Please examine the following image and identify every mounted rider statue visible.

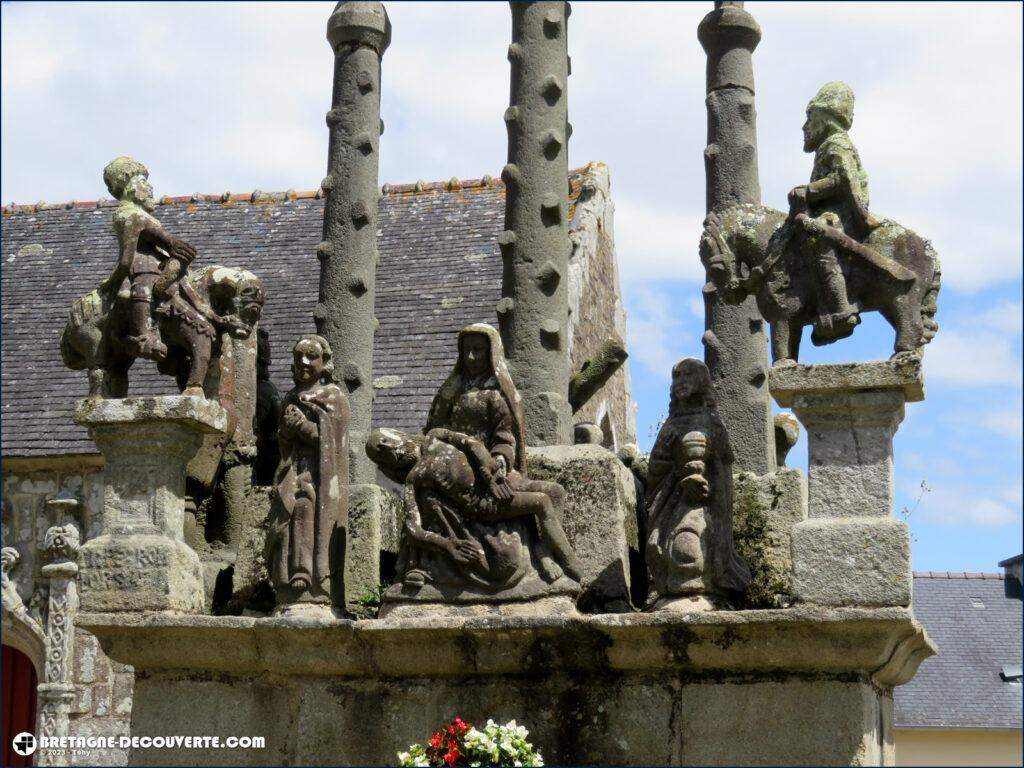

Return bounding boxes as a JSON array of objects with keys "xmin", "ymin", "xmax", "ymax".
[
  {"xmin": 701, "ymin": 82, "xmax": 939, "ymax": 365},
  {"xmin": 62, "ymin": 158, "xmax": 263, "ymax": 398}
]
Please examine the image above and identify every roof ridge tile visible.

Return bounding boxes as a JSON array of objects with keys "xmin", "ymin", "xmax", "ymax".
[
  {"xmin": 913, "ymin": 571, "xmax": 1004, "ymax": 580},
  {"xmin": 2, "ymin": 167, "xmax": 594, "ymax": 215}
]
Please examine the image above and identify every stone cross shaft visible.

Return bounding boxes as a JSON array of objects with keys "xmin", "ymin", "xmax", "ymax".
[
  {"xmin": 698, "ymin": 1, "xmax": 774, "ymax": 474},
  {"xmin": 318, "ymin": 1, "xmax": 391, "ymax": 483},
  {"xmin": 499, "ymin": 1, "xmax": 573, "ymax": 446},
  {"xmin": 74, "ymin": 396, "xmax": 227, "ymax": 613}
]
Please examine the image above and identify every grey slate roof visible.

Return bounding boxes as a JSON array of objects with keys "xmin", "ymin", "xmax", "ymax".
[
  {"xmin": 0, "ymin": 174, "xmax": 587, "ymax": 458},
  {"xmin": 895, "ymin": 572, "xmax": 1023, "ymax": 729}
]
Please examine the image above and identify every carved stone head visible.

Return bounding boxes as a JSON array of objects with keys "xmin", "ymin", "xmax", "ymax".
[
  {"xmin": 365, "ymin": 428, "xmax": 425, "ymax": 484},
  {"xmin": 291, "ymin": 335, "xmax": 334, "ymax": 387},
  {"xmin": 803, "ymin": 81, "xmax": 854, "ymax": 151},
  {"xmin": 103, "ymin": 156, "xmax": 155, "ymax": 211},
  {"xmin": 669, "ymin": 358, "xmax": 716, "ymax": 413}
]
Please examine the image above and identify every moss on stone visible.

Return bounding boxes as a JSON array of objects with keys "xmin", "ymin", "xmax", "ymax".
[{"xmin": 732, "ymin": 473, "xmax": 791, "ymax": 608}]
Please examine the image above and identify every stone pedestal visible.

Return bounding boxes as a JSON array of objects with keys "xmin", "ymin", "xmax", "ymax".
[
  {"xmin": 770, "ymin": 358, "xmax": 922, "ymax": 608},
  {"xmin": 344, "ymin": 483, "xmax": 388, "ymax": 613},
  {"xmin": 528, "ymin": 443, "xmax": 637, "ymax": 612},
  {"xmin": 77, "ymin": 606, "xmax": 935, "ymax": 766},
  {"xmin": 74, "ymin": 397, "xmax": 228, "ymax": 613}
]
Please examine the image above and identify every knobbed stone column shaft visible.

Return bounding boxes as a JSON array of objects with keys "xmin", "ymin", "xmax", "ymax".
[
  {"xmin": 318, "ymin": 2, "xmax": 391, "ymax": 483},
  {"xmin": 499, "ymin": 0, "xmax": 573, "ymax": 446},
  {"xmin": 698, "ymin": 1, "xmax": 774, "ymax": 474}
]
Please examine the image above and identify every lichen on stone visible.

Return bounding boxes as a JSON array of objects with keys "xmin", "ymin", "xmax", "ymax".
[{"xmin": 732, "ymin": 473, "xmax": 791, "ymax": 608}]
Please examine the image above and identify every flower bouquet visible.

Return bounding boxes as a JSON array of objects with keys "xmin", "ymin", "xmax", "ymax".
[{"xmin": 398, "ymin": 717, "xmax": 544, "ymax": 767}]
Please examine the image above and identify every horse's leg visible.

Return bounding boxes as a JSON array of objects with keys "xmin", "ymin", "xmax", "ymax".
[
  {"xmin": 87, "ymin": 368, "xmax": 106, "ymax": 399},
  {"xmin": 888, "ymin": 293, "xmax": 924, "ymax": 356},
  {"xmin": 183, "ymin": 332, "xmax": 213, "ymax": 396},
  {"xmin": 110, "ymin": 366, "xmax": 130, "ymax": 398},
  {"xmin": 770, "ymin": 321, "xmax": 792, "ymax": 366},
  {"xmin": 787, "ymin": 318, "xmax": 804, "ymax": 362}
]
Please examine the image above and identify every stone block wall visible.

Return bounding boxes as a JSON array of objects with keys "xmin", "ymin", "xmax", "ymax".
[{"xmin": 1, "ymin": 461, "xmax": 133, "ymax": 765}]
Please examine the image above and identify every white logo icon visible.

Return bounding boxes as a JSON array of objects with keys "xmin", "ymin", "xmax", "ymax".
[{"xmin": 12, "ymin": 732, "xmax": 37, "ymax": 756}]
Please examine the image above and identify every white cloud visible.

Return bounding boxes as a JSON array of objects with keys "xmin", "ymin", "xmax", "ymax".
[
  {"xmin": 1002, "ymin": 486, "xmax": 1024, "ymax": 507},
  {"xmin": 913, "ymin": 484, "xmax": 1021, "ymax": 527},
  {"xmin": 614, "ymin": 201, "xmax": 705, "ymax": 284},
  {"xmin": 625, "ymin": 284, "xmax": 696, "ymax": 376},
  {"xmin": 979, "ymin": 408, "xmax": 1024, "ymax": 440},
  {"xmin": 924, "ymin": 329, "xmax": 1023, "ymax": 387},
  {"xmin": 978, "ymin": 301, "xmax": 1024, "ymax": 336}
]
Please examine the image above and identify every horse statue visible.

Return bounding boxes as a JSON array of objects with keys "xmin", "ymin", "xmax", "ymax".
[
  {"xmin": 699, "ymin": 202, "xmax": 940, "ymax": 366},
  {"xmin": 61, "ymin": 264, "xmax": 264, "ymax": 398}
]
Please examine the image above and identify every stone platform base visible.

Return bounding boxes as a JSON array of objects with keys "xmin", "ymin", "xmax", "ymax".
[
  {"xmin": 649, "ymin": 594, "xmax": 720, "ymax": 613},
  {"xmin": 527, "ymin": 443, "xmax": 637, "ymax": 611},
  {"xmin": 78, "ymin": 535, "xmax": 204, "ymax": 613},
  {"xmin": 379, "ymin": 593, "xmax": 578, "ymax": 619},
  {"xmin": 77, "ymin": 606, "xmax": 935, "ymax": 766}
]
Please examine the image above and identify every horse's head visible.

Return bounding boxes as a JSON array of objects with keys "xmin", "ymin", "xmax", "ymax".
[
  {"xmin": 199, "ymin": 266, "xmax": 265, "ymax": 339},
  {"xmin": 699, "ymin": 212, "xmax": 744, "ymax": 304}
]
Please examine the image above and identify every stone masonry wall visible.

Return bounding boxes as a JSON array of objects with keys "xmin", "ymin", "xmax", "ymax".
[{"xmin": 2, "ymin": 462, "xmax": 133, "ymax": 765}]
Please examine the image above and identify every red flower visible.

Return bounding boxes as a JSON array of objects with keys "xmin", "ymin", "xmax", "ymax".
[
  {"xmin": 443, "ymin": 747, "xmax": 460, "ymax": 766},
  {"xmin": 430, "ymin": 734, "xmax": 442, "ymax": 749}
]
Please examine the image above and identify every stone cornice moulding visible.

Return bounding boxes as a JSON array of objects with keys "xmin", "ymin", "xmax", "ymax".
[{"xmin": 77, "ymin": 606, "xmax": 935, "ymax": 687}]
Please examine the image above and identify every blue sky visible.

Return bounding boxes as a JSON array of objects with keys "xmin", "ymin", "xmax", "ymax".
[{"xmin": 2, "ymin": 2, "xmax": 1021, "ymax": 572}]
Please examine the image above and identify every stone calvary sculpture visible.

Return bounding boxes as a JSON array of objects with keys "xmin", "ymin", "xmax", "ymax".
[
  {"xmin": 60, "ymin": 157, "xmax": 265, "ymax": 397},
  {"xmin": 367, "ymin": 324, "xmax": 582, "ymax": 615},
  {"xmin": 265, "ymin": 335, "xmax": 351, "ymax": 613},
  {"xmin": 699, "ymin": 82, "xmax": 941, "ymax": 365},
  {"xmin": 645, "ymin": 358, "xmax": 750, "ymax": 611}
]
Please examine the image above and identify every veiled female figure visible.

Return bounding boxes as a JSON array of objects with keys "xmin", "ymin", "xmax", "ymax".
[
  {"xmin": 645, "ymin": 358, "xmax": 750, "ymax": 610},
  {"xmin": 389, "ymin": 323, "xmax": 581, "ymax": 594}
]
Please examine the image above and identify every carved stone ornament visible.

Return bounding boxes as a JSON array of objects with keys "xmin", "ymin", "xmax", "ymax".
[
  {"xmin": 367, "ymin": 324, "xmax": 582, "ymax": 615},
  {"xmin": 645, "ymin": 358, "xmax": 750, "ymax": 611},
  {"xmin": 61, "ymin": 156, "xmax": 265, "ymax": 398},
  {"xmin": 265, "ymin": 335, "xmax": 351, "ymax": 613},
  {"xmin": 699, "ymin": 83, "xmax": 940, "ymax": 365},
  {"xmin": 35, "ymin": 523, "xmax": 82, "ymax": 763}
]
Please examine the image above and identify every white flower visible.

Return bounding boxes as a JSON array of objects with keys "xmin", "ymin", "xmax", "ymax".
[
  {"xmin": 413, "ymin": 755, "xmax": 429, "ymax": 767},
  {"xmin": 397, "ymin": 752, "xmax": 410, "ymax": 765}
]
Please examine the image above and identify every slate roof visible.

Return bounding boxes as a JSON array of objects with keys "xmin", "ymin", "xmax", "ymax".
[
  {"xmin": 895, "ymin": 571, "xmax": 1023, "ymax": 729},
  {"xmin": 1, "ymin": 173, "xmax": 589, "ymax": 458}
]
